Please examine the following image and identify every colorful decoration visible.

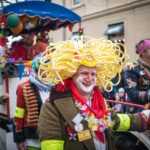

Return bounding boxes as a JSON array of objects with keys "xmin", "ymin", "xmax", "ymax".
[
  {"xmin": 66, "ymin": 126, "xmax": 77, "ymax": 141},
  {"xmin": 69, "ymin": 132, "xmax": 77, "ymax": 141},
  {"xmin": 0, "ymin": 15, "xmax": 6, "ymax": 29},
  {"xmin": 10, "ymin": 21, "xmax": 23, "ymax": 35},
  {"xmin": 0, "ymin": 30, "xmax": 4, "ymax": 39},
  {"xmin": 0, "ymin": 30, "xmax": 6, "ymax": 57},
  {"xmin": 7, "ymin": 58, "xmax": 16, "ymax": 63},
  {"xmin": 74, "ymin": 101, "xmax": 111, "ymax": 132},
  {"xmin": 24, "ymin": 61, "xmax": 32, "ymax": 67},
  {"xmin": 6, "ymin": 14, "xmax": 20, "ymax": 28},
  {"xmin": 0, "ymin": 34, "xmax": 2, "ymax": 39},
  {"xmin": 21, "ymin": 15, "xmax": 39, "ymax": 30},
  {"xmin": 16, "ymin": 64, "xmax": 25, "ymax": 79},
  {"xmin": 0, "ymin": 38, "xmax": 6, "ymax": 48},
  {"xmin": 3, "ymin": 1, "xmax": 81, "ymax": 35}
]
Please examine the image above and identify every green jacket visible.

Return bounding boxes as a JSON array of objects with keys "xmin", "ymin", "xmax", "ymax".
[{"xmin": 38, "ymin": 95, "xmax": 143, "ymax": 150}]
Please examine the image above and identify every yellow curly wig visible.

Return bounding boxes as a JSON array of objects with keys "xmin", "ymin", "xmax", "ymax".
[{"xmin": 38, "ymin": 37, "xmax": 128, "ymax": 92}]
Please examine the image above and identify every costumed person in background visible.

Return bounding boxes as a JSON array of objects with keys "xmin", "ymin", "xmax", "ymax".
[
  {"xmin": 124, "ymin": 39, "xmax": 150, "ymax": 113},
  {"xmin": 22, "ymin": 33, "xmax": 34, "ymax": 60},
  {"xmin": 13, "ymin": 53, "xmax": 53, "ymax": 150},
  {"xmin": 38, "ymin": 38, "xmax": 150, "ymax": 150},
  {"xmin": 8, "ymin": 39, "xmax": 28, "ymax": 61},
  {"xmin": 30, "ymin": 31, "xmax": 49, "ymax": 60}
]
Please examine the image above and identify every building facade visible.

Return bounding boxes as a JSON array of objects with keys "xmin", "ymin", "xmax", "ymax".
[{"xmin": 52, "ymin": 0, "xmax": 150, "ymax": 61}]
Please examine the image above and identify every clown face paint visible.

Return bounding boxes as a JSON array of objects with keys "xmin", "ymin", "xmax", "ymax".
[{"xmin": 73, "ymin": 65, "xmax": 97, "ymax": 97}]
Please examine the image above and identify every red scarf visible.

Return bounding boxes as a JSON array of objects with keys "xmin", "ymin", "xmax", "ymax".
[{"xmin": 55, "ymin": 79, "xmax": 108, "ymax": 143}]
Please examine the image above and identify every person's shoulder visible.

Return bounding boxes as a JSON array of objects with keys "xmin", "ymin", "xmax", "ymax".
[
  {"xmin": 124, "ymin": 62, "xmax": 139, "ymax": 72},
  {"xmin": 50, "ymin": 87, "xmax": 72, "ymax": 102},
  {"xmin": 17, "ymin": 80, "xmax": 30, "ymax": 88}
]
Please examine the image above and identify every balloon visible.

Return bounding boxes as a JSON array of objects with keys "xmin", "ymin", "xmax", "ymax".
[
  {"xmin": 0, "ymin": 34, "xmax": 3, "ymax": 39},
  {"xmin": 10, "ymin": 21, "xmax": 23, "ymax": 34},
  {"xmin": 6, "ymin": 14, "xmax": 20, "ymax": 28}
]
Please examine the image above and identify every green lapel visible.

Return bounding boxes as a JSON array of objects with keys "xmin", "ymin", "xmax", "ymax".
[{"xmin": 54, "ymin": 97, "xmax": 96, "ymax": 150}]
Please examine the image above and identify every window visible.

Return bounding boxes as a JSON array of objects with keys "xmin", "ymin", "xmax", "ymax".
[
  {"xmin": 104, "ymin": 23, "xmax": 124, "ymax": 35},
  {"xmin": 72, "ymin": 0, "xmax": 82, "ymax": 6},
  {"xmin": 104, "ymin": 22, "xmax": 125, "ymax": 44}
]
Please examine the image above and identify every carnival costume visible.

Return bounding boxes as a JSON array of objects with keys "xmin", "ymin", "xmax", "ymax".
[
  {"xmin": 14, "ymin": 54, "xmax": 52, "ymax": 149},
  {"xmin": 30, "ymin": 31, "xmax": 49, "ymax": 59},
  {"xmin": 38, "ymin": 37, "xmax": 149, "ymax": 150},
  {"xmin": 124, "ymin": 39, "xmax": 150, "ymax": 113}
]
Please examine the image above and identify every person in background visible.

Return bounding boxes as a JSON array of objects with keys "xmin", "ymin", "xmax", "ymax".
[
  {"xmin": 37, "ymin": 38, "xmax": 150, "ymax": 150},
  {"xmin": 22, "ymin": 34, "xmax": 34, "ymax": 60},
  {"xmin": 113, "ymin": 87, "xmax": 126, "ymax": 113},
  {"xmin": 9, "ymin": 39, "xmax": 28, "ymax": 61},
  {"xmin": 13, "ymin": 53, "xmax": 53, "ymax": 150},
  {"xmin": 124, "ymin": 39, "xmax": 150, "ymax": 113},
  {"xmin": 30, "ymin": 31, "xmax": 49, "ymax": 60}
]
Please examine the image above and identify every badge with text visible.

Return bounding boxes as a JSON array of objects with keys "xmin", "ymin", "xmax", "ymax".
[
  {"xmin": 72, "ymin": 113, "xmax": 84, "ymax": 125},
  {"xmin": 77, "ymin": 129, "xmax": 91, "ymax": 142}
]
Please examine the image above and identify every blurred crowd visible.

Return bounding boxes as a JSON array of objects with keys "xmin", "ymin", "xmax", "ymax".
[
  {"xmin": 103, "ymin": 38, "xmax": 150, "ymax": 114},
  {"xmin": 5, "ymin": 31, "xmax": 50, "ymax": 61}
]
